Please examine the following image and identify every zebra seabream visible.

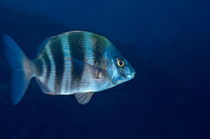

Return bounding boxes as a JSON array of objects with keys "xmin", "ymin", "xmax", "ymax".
[{"xmin": 3, "ymin": 31, "xmax": 135, "ymax": 105}]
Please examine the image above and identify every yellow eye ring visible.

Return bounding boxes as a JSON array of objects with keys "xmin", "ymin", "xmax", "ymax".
[{"xmin": 117, "ymin": 58, "xmax": 125, "ymax": 67}]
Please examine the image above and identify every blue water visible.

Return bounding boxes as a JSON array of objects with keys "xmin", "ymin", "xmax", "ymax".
[{"xmin": 0, "ymin": 0, "xmax": 210, "ymax": 138}]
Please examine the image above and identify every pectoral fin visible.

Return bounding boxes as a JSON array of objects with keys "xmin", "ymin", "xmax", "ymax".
[{"xmin": 75, "ymin": 92, "xmax": 94, "ymax": 105}]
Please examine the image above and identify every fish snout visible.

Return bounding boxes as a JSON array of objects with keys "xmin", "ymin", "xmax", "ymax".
[{"xmin": 126, "ymin": 72, "xmax": 135, "ymax": 80}]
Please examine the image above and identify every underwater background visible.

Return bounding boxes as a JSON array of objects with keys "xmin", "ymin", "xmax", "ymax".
[{"xmin": 0, "ymin": 0, "xmax": 210, "ymax": 138}]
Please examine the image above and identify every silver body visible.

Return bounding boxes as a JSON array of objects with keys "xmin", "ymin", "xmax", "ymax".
[{"xmin": 32, "ymin": 31, "xmax": 135, "ymax": 97}]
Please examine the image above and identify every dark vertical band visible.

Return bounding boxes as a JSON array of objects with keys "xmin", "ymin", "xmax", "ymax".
[
  {"xmin": 92, "ymin": 34, "xmax": 107, "ymax": 67},
  {"xmin": 41, "ymin": 50, "xmax": 51, "ymax": 84},
  {"xmin": 49, "ymin": 37, "xmax": 64, "ymax": 92},
  {"xmin": 68, "ymin": 32, "xmax": 85, "ymax": 89}
]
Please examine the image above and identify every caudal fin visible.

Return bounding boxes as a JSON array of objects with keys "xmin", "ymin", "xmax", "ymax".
[{"xmin": 3, "ymin": 35, "xmax": 34, "ymax": 104}]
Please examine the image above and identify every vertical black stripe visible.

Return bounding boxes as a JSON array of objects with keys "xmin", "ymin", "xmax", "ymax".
[
  {"xmin": 33, "ymin": 59, "xmax": 43, "ymax": 77},
  {"xmin": 49, "ymin": 37, "xmax": 64, "ymax": 92},
  {"xmin": 91, "ymin": 34, "xmax": 107, "ymax": 67},
  {"xmin": 68, "ymin": 32, "xmax": 85, "ymax": 89},
  {"xmin": 41, "ymin": 50, "xmax": 51, "ymax": 84}
]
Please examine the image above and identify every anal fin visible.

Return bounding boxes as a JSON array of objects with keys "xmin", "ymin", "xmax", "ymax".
[
  {"xmin": 36, "ymin": 79, "xmax": 56, "ymax": 95},
  {"xmin": 75, "ymin": 92, "xmax": 94, "ymax": 105}
]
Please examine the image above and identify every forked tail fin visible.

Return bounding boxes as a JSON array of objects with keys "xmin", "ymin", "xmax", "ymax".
[{"xmin": 3, "ymin": 35, "xmax": 34, "ymax": 104}]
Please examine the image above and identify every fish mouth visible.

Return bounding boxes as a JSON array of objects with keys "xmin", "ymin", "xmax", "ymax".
[
  {"xmin": 125, "ymin": 70, "xmax": 135, "ymax": 80},
  {"xmin": 108, "ymin": 71, "xmax": 136, "ymax": 86},
  {"xmin": 111, "ymin": 73, "xmax": 135, "ymax": 86},
  {"xmin": 127, "ymin": 72, "xmax": 135, "ymax": 79}
]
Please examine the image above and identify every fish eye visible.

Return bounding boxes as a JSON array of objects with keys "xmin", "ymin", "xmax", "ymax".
[{"xmin": 117, "ymin": 58, "xmax": 125, "ymax": 67}]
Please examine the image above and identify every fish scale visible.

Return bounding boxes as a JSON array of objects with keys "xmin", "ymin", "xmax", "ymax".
[
  {"xmin": 60, "ymin": 33, "xmax": 72, "ymax": 94},
  {"xmin": 39, "ymin": 48, "xmax": 51, "ymax": 86},
  {"xmin": 68, "ymin": 32, "xmax": 85, "ymax": 91},
  {"xmin": 48, "ymin": 37, "xmax": 64, "ymax": 93}
]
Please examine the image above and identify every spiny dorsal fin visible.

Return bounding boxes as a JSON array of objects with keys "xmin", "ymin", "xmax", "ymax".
[{"xmin": 75, "ymin": 92, "xmax": 94, "ymax": 105}]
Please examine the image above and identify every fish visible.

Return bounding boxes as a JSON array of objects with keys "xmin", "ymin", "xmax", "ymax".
[{"xmin": 3, "ymin": 31, "xmax": 135, "ymax": 105}]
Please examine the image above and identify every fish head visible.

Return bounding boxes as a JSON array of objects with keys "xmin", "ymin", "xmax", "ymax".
[{"xmin": 105, "ymin": 45, "xmax": 135, "ymax": 86}]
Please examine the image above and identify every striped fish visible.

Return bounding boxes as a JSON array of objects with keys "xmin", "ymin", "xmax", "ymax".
[{"xmin": 3, "ymin": 31, "xmax": 135, "ymax": 105}]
